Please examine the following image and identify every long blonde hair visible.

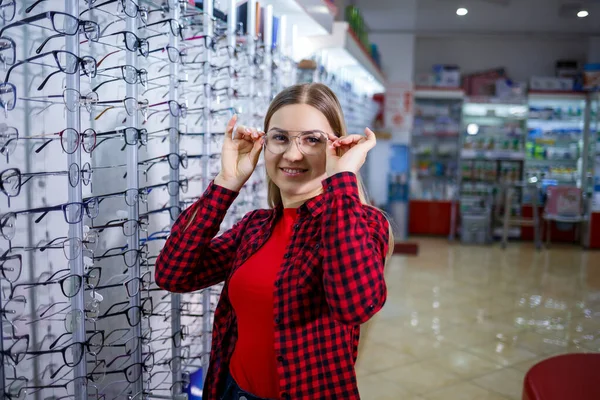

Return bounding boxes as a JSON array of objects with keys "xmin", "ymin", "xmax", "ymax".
[{"xmin": 263, "ymin": 83, "xmax": 394, "ymax": 263}]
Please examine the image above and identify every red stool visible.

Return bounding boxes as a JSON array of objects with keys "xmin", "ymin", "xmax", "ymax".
[{"xmin": 523, "ymin": 353, "xmax": 600, "ymax": 400}]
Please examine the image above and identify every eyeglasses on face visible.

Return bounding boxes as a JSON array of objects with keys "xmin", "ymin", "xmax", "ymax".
[{"xmin": 264, "ymin": 129, "xmax": 330, "ymax": 156}]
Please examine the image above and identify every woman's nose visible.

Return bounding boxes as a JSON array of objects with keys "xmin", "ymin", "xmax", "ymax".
[{"xmin": 282, "ymin": 140, "xmax": 304, "ymax": 161}]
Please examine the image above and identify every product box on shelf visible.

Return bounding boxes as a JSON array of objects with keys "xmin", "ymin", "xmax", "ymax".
[
  {"xmin": 415, "ymin": 73, "xmax": 436, "ymax": 87},
  {"xmin": 529, "ymin": 76, "xmax": 574, "ymax": 91},
  {"xmin": 495, "ymin": 79, "xmax": 527, "ymax": 100},
  {"xmin": 583, "ymin": 64, "xmax": 600, "ymax": 90},
  {"xmin": 556, "ymin": 60, "xmax": 579, "ymax": 78},
  {"xmin": 433, "ymin": 64, "xmax": 461, "ymax": 88},
  {"xmin": 463, "ymin": 68, "xmax": 506, "ymax": 96}
]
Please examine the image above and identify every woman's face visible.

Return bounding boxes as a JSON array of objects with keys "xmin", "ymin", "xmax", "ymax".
[{"xmin": 265, "ymin": 104, "xmax": 335, "ymax": 206}]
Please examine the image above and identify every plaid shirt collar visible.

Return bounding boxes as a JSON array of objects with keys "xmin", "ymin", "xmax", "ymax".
[{"xmin": 272, "ymin": 190, "xmax": 327, "ymax": 219}]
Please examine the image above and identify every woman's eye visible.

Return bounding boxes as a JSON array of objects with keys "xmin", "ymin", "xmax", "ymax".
[
  {"xmin": 303, "ymin": 136, "xmax": 322, "ymax": 145},
  {"xmin": 273, "ymin": 134, "xmax": 288, "ymax": 142}
]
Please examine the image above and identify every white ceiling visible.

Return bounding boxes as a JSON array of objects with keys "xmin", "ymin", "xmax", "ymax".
[{"xmin": 357, "ymin": 0, "xmax": 600, "ymax": 36}]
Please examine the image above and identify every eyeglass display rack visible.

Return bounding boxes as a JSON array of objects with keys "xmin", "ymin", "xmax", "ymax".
[
  {"xmin": 0, "ymin": 0, "xmax": 294, "ymax": 399},
  {"xmin": 409, "ymin": 87, "xmax": 463, "ymax": 236},
  {"xmin": 450, "ymin": 98, "xmax": 529, "ymax": 244}
]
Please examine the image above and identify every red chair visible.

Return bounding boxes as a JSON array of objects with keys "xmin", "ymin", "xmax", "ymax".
[{"xmin": 523, "ymin": 353, "xmax": 600, "ymax": 400}]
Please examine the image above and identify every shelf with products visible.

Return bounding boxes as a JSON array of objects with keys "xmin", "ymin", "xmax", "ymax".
[
  {"xmin": 452, "ymin": 99, "xmax": 529, "ymax": 242},
  {"xmin": 408, "ymin": 88, "xmax": 463, "ymax": 235},
  {"xmin": 297, "ymin": 21, "xmax": 385, "ymax": 96},
  {"xmin": 525, "ymin": 94, "xmax": 587, "ymax": 187},
  {"xmin": 410, "ymin": 89, "xmax": 463, "ymax": 202}
]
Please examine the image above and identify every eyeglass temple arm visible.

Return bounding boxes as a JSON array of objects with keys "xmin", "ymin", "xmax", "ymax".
[
  {"xmin": 35, "ymin": 32, "xmax": 64, "ymax": 55},
  {"xmin": 93, "ymin": 136, "xmax": 115, "ymax": 149},
  {"xmin": 26, "ymin": 0, "xmax": 47, "ymax": 14},
  {"xmin": 92, "ymin": 77, "xmax": 119, "ymax": 92},
  {"xmin": 0, "ymin": 12, "xmax": 47, "ymax": 38},
  {"xmin": 5, "ymin": 50, "xmax": 55, "ymax": 86},
  {"xmin": 80, "ymin": 0, "xmax": 117, "ymax": 17}
]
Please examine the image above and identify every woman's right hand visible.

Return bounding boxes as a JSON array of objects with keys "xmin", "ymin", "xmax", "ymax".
[{"xmin": 214, "ymin": 114, "xmax": 264, "ymax": 192}]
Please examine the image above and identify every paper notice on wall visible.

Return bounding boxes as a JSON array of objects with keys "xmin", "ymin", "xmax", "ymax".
[{"xmin": 384, "ymin": 82, "xmax": 414, "ymax": 140}]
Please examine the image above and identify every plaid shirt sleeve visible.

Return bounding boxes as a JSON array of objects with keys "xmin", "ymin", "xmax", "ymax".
[
  {"xmin": 155, "ymin": 180, "xmax": 252, "ymax": 293},
  {"xmin": 320, "ymin": 171, "xmax": 390, "ymax": 325}
]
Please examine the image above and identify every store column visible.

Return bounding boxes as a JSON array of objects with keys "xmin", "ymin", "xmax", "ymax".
[{"xmin": 365, "ymin": 3, "xmax": 416, "ymax": 242}]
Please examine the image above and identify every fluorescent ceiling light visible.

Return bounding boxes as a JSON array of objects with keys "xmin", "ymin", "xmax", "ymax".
[
  {"xmin": 577, "ymin": 10, "xmax": 589, "ymax": 18},
  {"xmin": 456, "ymin": 8, "xmax": 468, "ymax": 16}
]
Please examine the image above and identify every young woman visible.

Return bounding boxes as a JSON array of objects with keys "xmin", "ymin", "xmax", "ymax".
[{"xmin": 155, "ymin": 83, "xmax": 393, "ymax": 400}]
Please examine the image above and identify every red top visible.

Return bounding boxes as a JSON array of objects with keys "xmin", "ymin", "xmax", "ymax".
[
  {"xmin": 155, "ymin": 172, "xmax": 390, "ymax": 400},
  {"xmin": 228, "ymin": 208, "xmax": 298, "ymax": 399}
]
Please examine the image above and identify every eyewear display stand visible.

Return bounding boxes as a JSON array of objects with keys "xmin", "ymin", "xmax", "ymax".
[
  {"xmin": 0, "ymin": 0, "xmax": 294, "ymax": 399},
  {"xmin": 124, "ymin": 2, "xmax": 143, "ymax": 399},
  {"xmin": 65, "ymin": 0, "xmax": 88, "ymax": 398},
  {"xmin": 168, "ymin": 0, "xmax": 183, "ymax": 396}
]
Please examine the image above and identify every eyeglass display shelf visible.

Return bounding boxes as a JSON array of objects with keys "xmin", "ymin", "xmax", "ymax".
[
  {"xmin": 415, "ymin": 87, "xmax": 465, "ymax": 100},
  {"xmin": 298, "ymin": 21, "xmax": 385, "ymax": 94},
  {"xmin": 241, "ymin": 0, "xmax": 336, "ymax": 35}
]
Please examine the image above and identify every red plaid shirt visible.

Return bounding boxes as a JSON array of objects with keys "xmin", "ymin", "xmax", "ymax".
[{"xmin": 155, "ymin": 172, "xmax": 389, "ymax": 399}]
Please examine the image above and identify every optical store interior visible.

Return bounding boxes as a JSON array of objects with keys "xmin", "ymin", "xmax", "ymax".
[{"xmin": 1, "ymin": 0, "xmax": 600, "ymax": 399}]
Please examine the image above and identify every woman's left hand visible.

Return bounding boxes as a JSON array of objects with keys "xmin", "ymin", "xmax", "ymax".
[{"xmin": 326, "ymin": 127, "xmax": 377, "ymax": 177}]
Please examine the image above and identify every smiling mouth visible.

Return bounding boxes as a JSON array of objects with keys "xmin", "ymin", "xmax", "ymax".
[{"xmin": 280, "ymin": 168, "xmax": 308, "ymax": 176}]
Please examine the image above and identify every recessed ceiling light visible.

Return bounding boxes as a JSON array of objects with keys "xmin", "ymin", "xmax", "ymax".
[
  {"xmin": 456, "ymin": 8, "xmax": 468, "ymax": 16},
  {"xmin": 577, "ymin": 10, "xmax": 589, "ymax": 18}
]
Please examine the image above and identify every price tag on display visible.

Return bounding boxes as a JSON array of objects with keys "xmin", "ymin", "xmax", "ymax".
[{"xmin": 384, "ymin": 82, "xmax": 414, "ymax": 139}]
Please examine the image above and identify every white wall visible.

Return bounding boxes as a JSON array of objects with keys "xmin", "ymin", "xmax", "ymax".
[
  {"xmin": 372, "ymin": 33, "xmax": 416, "ymax": 83},
  {"xmin": 365, "ymin": 32, "xmax": 415, "ymax": 236},
  {"xmin": 590, "ymin": 36, "xmax": 600, "ymax": 64},
  {"xmin": 415, "ymin": 35, "xmax": 591, "ymax": 82}
]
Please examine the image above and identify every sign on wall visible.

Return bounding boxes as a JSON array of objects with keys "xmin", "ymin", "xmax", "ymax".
[{"xmin": 384, "ymin": 82, "xmax": 414, "ymax": 139}]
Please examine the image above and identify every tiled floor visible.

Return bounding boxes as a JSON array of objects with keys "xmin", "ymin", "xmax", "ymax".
[{"xmin": 356, "ymin": 238, "xmax": 600, "ymax": 399}]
